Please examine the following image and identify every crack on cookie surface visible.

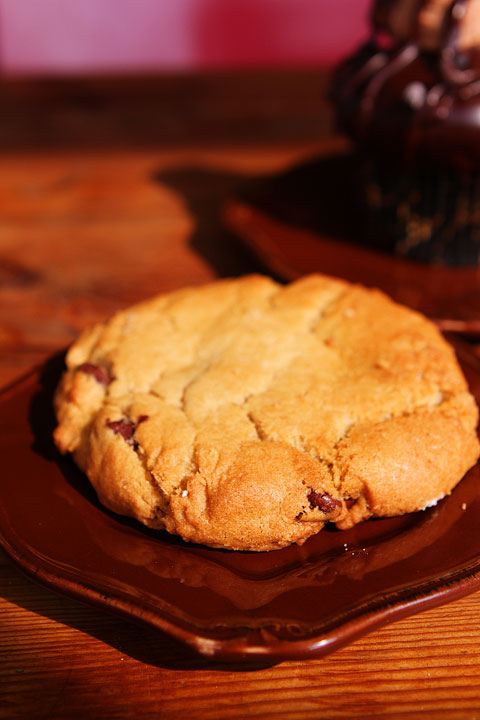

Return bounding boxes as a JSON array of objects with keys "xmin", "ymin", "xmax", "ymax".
[
  {"xmin": 307, "ymin": 288, "xmax": 350, "ymax": 334},
  {"xmin": 245, "ymin": 411, "xmax": 267, "ymax": 441}
]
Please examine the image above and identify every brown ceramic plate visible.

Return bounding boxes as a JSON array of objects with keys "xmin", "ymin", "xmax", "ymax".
[
  {"xmin": 224, "ymin": 153, "xmax": 480, "ymax": 331},
  {"xmin": 1, "ymin": 346, "xmax": 480, "ymax": 663}
]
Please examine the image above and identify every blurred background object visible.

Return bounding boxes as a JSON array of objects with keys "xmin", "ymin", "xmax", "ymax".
[{"xmin": 0, "ymin": 0, "xmax": 370, "ymax": 76}]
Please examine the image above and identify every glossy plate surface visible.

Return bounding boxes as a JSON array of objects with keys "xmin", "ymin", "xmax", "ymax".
[{"xmin": 1, "ymin": 347, "xmax": 480, "ymax": 662}]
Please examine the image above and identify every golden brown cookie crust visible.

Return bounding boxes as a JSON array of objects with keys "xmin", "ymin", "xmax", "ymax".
[{"xmin": 53, "ymin": 274, "xmax": 480, "ymax": 551}]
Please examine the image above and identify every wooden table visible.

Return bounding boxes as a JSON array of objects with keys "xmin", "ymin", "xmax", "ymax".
[{"xmin": 1, "ymin": 72, "xmax": 480, "ymax": 720}]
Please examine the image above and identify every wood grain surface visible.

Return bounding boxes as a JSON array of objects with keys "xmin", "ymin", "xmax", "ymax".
[{"xmin": 1, "ymin": 73, "xmax": 480, "ymax": 720}]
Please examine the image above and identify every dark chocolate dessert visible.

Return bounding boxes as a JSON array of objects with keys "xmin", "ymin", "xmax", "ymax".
[{"xmin": 331, "ymin": 0, "xmax": 480, "ymax": 265}]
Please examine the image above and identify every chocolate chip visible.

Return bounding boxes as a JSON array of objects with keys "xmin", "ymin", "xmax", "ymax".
[
  {"xmin": 106, "ymin": 414, "xmax": 149, "ymax": 447},
  {"xmin": 106, "ymin": 418, "xmax": 135, "ymax": 441},
  {"xmin": 345, "ymin": 497, "xmax": 357, "ymax": 509},
  {"xmin": 78, "ymin": 362, "xmax": 112, "ymax": 386},
  {"xmin": 308, "ymin": 491, "xmax": 342, "ymax": 513}
]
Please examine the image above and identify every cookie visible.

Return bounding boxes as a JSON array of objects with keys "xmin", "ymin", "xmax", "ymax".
[{"xmin": 53, "ymin": 274, "xmax": 479, "ymax": 551}]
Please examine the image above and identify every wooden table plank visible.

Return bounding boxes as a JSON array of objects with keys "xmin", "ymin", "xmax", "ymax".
[{"xmin": 0, "ymin": 72, "xmax": 333, "ymax": 151}]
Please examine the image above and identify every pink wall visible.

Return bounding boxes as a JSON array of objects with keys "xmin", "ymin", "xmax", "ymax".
[{"xmin": 0, "ymin": 0, "xmax": 371, "ymax": 76}]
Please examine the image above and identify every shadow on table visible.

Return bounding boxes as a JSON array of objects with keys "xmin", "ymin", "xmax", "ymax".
[
  {"xmin": 153, "ymin": 151, "xmax": 367, "ymax": 280},
  {"xmin": 156, "ymin": 155, "xmax": 480, "ymax": 325},
  {"xmin": 2, "ymin": 573, "xmax": 275, "ymax": 672},
  {"xmin": 153, "ymin": 165, "xmax": 272, "ymax": 279}
]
